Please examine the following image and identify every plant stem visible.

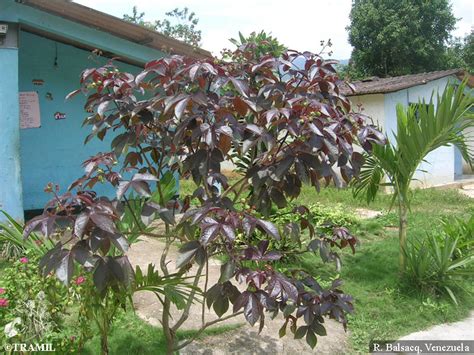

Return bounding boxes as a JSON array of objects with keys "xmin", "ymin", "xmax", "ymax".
[
  {"xmin": 161, "ymin": 231, "xmax": 174, "ymax": 354},
  {"xmin": 171, "ymin": 263, "xmax": 205, "ymax": 333},
  {"xmin": 398, "ymin": 201, "xmax": 408, "ymax": 274},
  {"xmin": 221, "ymin": 175, "xmax": 247, "ymax": 199},
  {"xmin": 202, "ymin": 258, "xmax": 209, "ymax": 325},
  {"xmin": 162, "ymin": 296, "xmax": 174, "ymax": 355},
  {"xmin": 100, "ymin": 333, "xmax": 109, "ymax": 355},
  {"xmin": 173, "ymin": 311, "xmax": 244, "ymax": 351}
]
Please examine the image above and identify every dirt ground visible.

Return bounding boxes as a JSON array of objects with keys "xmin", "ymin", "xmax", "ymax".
[
  {"xmin": 459, "ymin": 184, "xmax": 474, "ymax": 198},
  {"xmin": 354, "ymin": 208, "xmax": 382, "ymax": 219}
]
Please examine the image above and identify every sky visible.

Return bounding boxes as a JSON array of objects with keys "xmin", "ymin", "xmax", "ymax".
[{"xmin": 75, "ymin": 0, "xmax": 473, "ymax": 59}]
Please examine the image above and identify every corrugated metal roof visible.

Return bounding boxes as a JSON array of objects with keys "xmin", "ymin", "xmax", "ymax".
[
  {"xmin": 341, "ymin": 69, "xmax": 472, "ymax": 96},
  {"xmin": 19, "ymin": 0, "xmax": 212, "ymax": 60}
]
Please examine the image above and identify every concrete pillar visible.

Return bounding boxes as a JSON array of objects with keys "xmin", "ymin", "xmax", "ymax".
[{"xmin": 0, "ymin": 23, "xmax": 23, "ymax": 221}]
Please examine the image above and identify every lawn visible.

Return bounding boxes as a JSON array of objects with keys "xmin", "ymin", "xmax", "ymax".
[{"xmin": 79, "ymin": 312, "xmax": 239, "ymax": 354}]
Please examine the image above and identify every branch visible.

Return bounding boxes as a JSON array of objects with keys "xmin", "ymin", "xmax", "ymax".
[
  {"xmin": 173, "ymin": 311, "xmax": 245, "ymax": 351},
  {"xmin": 160, "ymin": 238, "xmax": 172, "ymax": 276},
  {"xmin": 201, "ymin": 258, "xmax": 209, "ymax": 326},
  {"xmin": 171, "ymin": 262, "xmax": 205, "ymax": 332},
  {"xmin": 221, "ymin": 175, "xmax": 247, "ymax": 200}
]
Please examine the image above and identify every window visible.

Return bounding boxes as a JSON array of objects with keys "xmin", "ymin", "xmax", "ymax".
[{"xmin": 409, "ymin": 102, "xmax": 432, "ymax": 121}]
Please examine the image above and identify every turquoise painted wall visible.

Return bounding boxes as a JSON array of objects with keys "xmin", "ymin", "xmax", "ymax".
[
  {"xmin": 0, "ymin": 0, "xmax": 164, "ymax": 65},
  {"xmin": 0, "ymin": 0, "xmax": 169, "ymax": 220},
  {"xmin": 18, "ymin": 31, "xmax": 146, "ymax": 209},
  {"xmin": 0, "ymin": 48, "xmax": 24, "ymax": 219}
]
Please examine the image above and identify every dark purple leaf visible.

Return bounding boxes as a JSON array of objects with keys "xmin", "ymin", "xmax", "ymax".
[
  {"xmin": 90, "ymin": 213, "xmax": 117, "ymax": 234},
  {"xmin": 176, "ymin": 241, "xmax": 201, "ymax": 268},
  {"xmin": 244, "ymin": 293, "xmax": 260, "ymax": 326},
  {"xmin": 229, "ymin": 77, "xmax": 249, "ymax": 98},
  {"xmin": 256, "ymin": 219, "xmax": 280, "ymax": 239},
  {"xmin": 74, "ymin": 212, "xmax": 89, "ymax": 238},
  {"xmin": 200, "ymin": 224, "xmax": 220, "ymax": 245},
  {"xmin": 56, "ymin": 252, "xmax": 74, "ymax": 285}
]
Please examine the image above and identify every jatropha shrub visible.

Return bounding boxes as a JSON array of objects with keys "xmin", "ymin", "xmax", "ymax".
[{"xmin": 25, "ymin": 42, "xmax": 384, "ymax": 353}]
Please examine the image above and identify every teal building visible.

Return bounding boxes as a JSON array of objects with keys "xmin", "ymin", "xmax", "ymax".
[{"xmin": 0, "ymin": 0, "xmax": 210, "ymax": 221}]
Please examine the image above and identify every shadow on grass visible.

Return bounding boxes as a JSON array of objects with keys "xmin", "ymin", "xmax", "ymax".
[{"xmin": 80, "ymin": 311, "xmax": 242, "ymax": 355}]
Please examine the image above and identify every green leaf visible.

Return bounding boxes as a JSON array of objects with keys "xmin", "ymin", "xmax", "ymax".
[
  {"xmin": 444, "ymin": 286, "xmax": 458, "ymax": 306},
  {"xmin": 278, "ymin": 320, "xmax": 288, "ymax": 338},
  {"xmin": 219, "ymin": 260, "xmax": 236, "ymax": 284},
  {"xmin": 306, "ymin": 329, "xmax": 317, "ymax": 349},
  {"xmin": 213, "ymin": 295, "xmax": 229, "ymax": 317},
  {"xmin": 294, "ymin": 326, "xmax": 307, "ymax": 339},
  {"xmin": 164, "ymin": 285, "xmax": 187, "ymax": 310},
  {"xmin": 312, "ymin": 321, "xmax": 327, "ymax": 336}
]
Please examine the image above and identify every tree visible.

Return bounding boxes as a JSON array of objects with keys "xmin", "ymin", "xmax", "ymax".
[
  {"xmin": 223, "ymin": 31, "xmax": 287, "ymax": 59},
  {"xmin": 353, "ymin": 81, "xmax": 474, "ymax": 272},
  {"xmin": 347, "ymin": 0, "xmax": 457, "ymax": 78},
  {"xmin": 463, "ymin": 32, "xmax": 474, "ymax": 73},
  {"xmin": 444, "ymin": 32, "xmax": 474, "ymax": 73},
  {"xmin": 25, "ymin": 43, "xmax": 385, "ymax": 354},
  {"xmin": 123, "ymin": 6, "xmax": 202, "ymax": 47}
]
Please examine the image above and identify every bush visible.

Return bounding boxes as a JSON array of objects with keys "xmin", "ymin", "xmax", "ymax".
[
  {"xmin": 441, "ymin": 215, "xmax": 474, "ymax": 258},
  {"xmin": 0, "ymin": 253, "xmax": 80, "ymax": 352},
  {"xmin": 0, "ymin": 211, "xmax": 54, "ymax": 259},
  {"xmin": 263, "ymin": 203, "xmax": 358, "ymax": 263},
  {"xmin": 403, "ymin": 232, "xmax": 474, "ymax": 304},
  {"xmin": 272, "ymin": 203, "xmax": 358, "ymax": 229}
]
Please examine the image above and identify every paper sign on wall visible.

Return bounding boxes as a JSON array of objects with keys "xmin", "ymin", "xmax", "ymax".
[{"xmin": 19, "ymin": 91, "xmax": 41, "ymax": 129}]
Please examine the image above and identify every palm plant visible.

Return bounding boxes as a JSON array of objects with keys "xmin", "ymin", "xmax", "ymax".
[
  {"xmin": 0, "ymin": 210, "xmax": 54, "ymax": 258},
  {"xmin": 353, "ymin": 81, "xmax": 474, "ymax": 272},
  {"xmin": 403, "ymin": 233, "xmax": 474, "ymax": 304}
]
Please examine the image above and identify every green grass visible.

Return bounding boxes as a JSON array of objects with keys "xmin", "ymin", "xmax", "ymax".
[
  {"xmin": 297, "ymin": 183, "xmax": 473, "ymax": 213},
  {"xmin": 296, "ymin": 236, "xmax": 474, "ymax": 353},
  {"xmin": 80, "ymin": 311, "xmax": 241, "ymax": 355}
]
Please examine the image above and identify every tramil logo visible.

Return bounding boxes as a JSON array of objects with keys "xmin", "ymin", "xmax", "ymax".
[{"xmin": 4, "ymin": 343, "xmax": 55, "ymax": 352}]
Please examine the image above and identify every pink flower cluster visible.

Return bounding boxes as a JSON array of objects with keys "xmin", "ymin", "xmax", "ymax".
[
  {"xmin": 75, "ymin": 276, "xmax": 85, "ymax": 285},
  {"xmin": 1, "ymin": 285, "xmax": 8, "ymax": 308},
  {"xmin": 19, "ymin": 257, "xmax": 29, "ymax": 264}
]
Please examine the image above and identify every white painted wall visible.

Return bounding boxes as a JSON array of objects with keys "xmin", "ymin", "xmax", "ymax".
[
  {"xmin": 355, "ymin": 76, "xmax": 472, "ymax": 187},
  {"xmin": 383, "ymin": 76, "xmax": 461, "ymax": 187},
  {"xmin": 462, "ymin": 126, "xmax": 474, "ymax": 174},
  {"xmin": 350, "ymin": 94, "xmax": 385, "ymax": 128}
]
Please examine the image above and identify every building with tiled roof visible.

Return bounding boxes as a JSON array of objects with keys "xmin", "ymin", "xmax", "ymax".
[{"xmin": 345, "ymin": 69, "xmax": 473, "ymax": 187}]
